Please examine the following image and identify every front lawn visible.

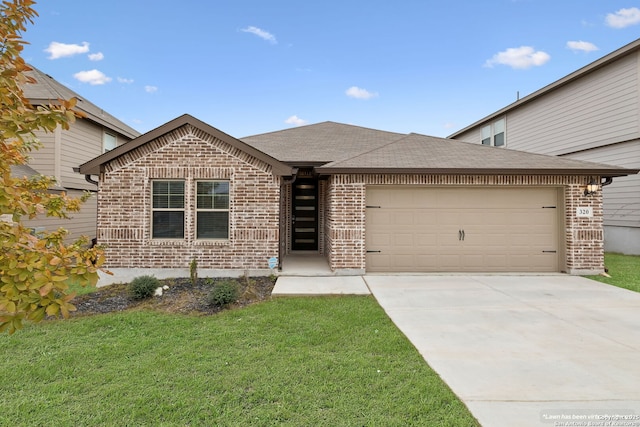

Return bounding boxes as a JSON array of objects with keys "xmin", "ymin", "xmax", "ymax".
[
  {"xmin": 587, "ymin": 253, "xmax": 640, "ymax": 293},
  {"xmin": 0, "ymin": 296, "xmax": 479, "ymax": 426}
]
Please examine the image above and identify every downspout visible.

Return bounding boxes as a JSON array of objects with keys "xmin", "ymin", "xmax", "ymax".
[{"xmin": 601, "ymin": 177, "xmax": 613, "ymax": 187}]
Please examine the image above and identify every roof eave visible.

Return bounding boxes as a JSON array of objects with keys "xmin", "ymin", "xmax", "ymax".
[{"xmin": 316, "ymin": 167, "xmax": 639, "ymax": 177}]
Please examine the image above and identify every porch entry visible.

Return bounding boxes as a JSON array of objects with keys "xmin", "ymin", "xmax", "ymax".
[{"xmin": 292, "ymin": 177, "xmax": 318, "ymax": 250}]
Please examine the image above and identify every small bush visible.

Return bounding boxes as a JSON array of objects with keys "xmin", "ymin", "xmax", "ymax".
[
  {"xmin": 128, "ymin": 275, "xmax": 160, "ymax": 300},
  {"xmin": 208, "ymin": 280, "xmax": 239, "ymax": 307}
]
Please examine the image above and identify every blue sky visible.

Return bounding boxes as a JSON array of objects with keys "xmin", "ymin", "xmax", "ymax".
[{"xmin": 21, "ymin": 1, "xmax": 640, "ymax": 138}]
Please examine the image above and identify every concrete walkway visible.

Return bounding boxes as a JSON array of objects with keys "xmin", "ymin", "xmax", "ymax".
[
  {"xmin": 273, "ymin": 276, "xmax": 370, "ymax": 295},
  {"xmin": 364, "ymin": 275, "xmax": 640, "ymax": 427}
]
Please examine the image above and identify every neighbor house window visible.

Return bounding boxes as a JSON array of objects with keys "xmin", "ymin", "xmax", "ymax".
[
  {"xmin": 152, "ymin": 180, "xmax": 185, "ymax": 239},
  {"xmin": 103, "ymin": 131, "xmax": 117, "ymax": 152},
  {"xmin": 481, "ymin": 118, "xmax": 506, "ymax": 147},
  {"xmin": 196, "ymin": 181, "xmax": 229, "ymax": 239}
]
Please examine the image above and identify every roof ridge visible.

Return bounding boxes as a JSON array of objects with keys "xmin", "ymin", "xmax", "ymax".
[
  {"xmin": 242, "ymin": 121, "xmax": 406, "ymax": 140},
  {"xmin": 322, "ymin": 132, "xmax": 412, "ymax": 168}
]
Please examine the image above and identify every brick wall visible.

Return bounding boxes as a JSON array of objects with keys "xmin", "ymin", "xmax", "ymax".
[
  {"xmin": 326, "ymin": 174, "xmax": 604, "ymax": 274},
  {"xmin": 97, "ymin": 125, "xmax": 280, "ymax": 270}
]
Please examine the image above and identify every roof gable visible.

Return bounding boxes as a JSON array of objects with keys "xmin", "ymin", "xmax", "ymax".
[
  {"xmin": 79, "ymin": 114, "xmax": 293, "ymax": 176},
  {"xmin": 23, "ymin": 65, "xmax": 140, "ymax": 139}
]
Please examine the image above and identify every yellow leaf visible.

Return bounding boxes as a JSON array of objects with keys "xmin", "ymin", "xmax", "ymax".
[
  {"xmin": 45, "ymin": 303, "xmax": 59, "ymax": 316},
  {"xmin": 5, "ymin": 301, "xmax": 16, "ymax": 313},
  {"xmin": 39, "ymin": 283, "xmax": 53, "ymax": 297}
]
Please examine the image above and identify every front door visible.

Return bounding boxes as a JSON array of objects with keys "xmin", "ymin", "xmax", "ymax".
[{"xmin": 292, "ymin": 178, "xmax": 318, "ymax": 250}]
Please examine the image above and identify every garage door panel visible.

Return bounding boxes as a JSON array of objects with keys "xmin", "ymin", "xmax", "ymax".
[{"xmin": 366, "ymin": 187, "xmax": 559, "ymax": 273}]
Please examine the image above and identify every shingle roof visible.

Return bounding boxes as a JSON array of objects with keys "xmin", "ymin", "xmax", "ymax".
[
  {"xmin": 23, "ymin": 65, "xmax": 140, "ymax": 139},
  {"xmin": 241, "ymin": 122, "xmax": 405, "ymax": 163},
  {"xmin": 79, "ymin": 115, "xmax": 638, "ymax": 178},
  {"xmin": 317, "ymin": 133, "xmax": 636, "ymax": 177}
]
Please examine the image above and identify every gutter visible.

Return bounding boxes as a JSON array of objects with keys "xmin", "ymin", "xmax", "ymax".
[{"xmin": 72, "ymin": 167, "xmax": 99, "ymax": 186}]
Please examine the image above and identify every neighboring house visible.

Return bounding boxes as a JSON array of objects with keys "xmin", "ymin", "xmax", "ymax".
[
  {"xmin": 15, "ymin": 65, "xmax": 140, "ymax": 241},
  {"xmin": 449, "ymin": 38, "xmax": 640, "ymax": 255},
  {"xmin": 79, "ymin": 114, "xmax": 637, "ymax": 282}
]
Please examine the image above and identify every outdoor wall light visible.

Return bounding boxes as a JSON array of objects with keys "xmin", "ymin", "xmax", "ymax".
[{"xmin": 584, "ymin": 179, "xmax": 598, "ymax": 196}]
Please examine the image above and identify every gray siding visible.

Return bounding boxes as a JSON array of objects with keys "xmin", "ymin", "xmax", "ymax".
[
  {"xmin": 60, "ymin": 119, "xmax": 104, "ymax": 190},
  {"xmin": 565, "ymin": 141, "xmax": 640, "ymax": 228},
  {"xmin": 454, "ymin": 52, "xmax": 640, "ymax": 155},
  {"xmin": 507, "ymin": 52, "xmax": 639, "ymax": 156},
  {"xmin": 26, "ymin": 131, "xmax": 56, "ymax": 179},
  {"xmin": 23, "ymin": 191, "xmax": 97, "ymax": 242}
]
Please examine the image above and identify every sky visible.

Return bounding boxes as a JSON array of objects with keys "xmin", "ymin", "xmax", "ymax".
[{"xmin": 20, "ymin": 0, "xmax": 640, "ymax": 138}]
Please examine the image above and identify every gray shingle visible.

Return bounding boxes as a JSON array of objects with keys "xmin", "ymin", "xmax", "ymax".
[{"xmin": 242, "ymin": 122, "xmax": 405, "ymax": 163}]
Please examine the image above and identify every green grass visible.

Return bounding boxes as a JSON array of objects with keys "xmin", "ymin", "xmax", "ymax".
[
  {"xmin": 587, "ymin": 253, "xmax": 640, "ymax": 293},
  {"xmin": 0, "ymin": 296, "xmax": 479, "ymax": 426},
  {"xmin": 65, "ymin": 277, "xmax": 101, "ymax": 296}
]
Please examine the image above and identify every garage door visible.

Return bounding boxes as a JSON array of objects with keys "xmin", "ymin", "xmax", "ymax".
[{"xmin": 366, "ymin": 187, "xmax": 560, "ymax": 272}]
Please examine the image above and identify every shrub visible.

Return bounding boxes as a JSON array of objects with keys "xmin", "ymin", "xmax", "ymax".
[
  {"xmin": 128, "ymin": 275, "xmax": 160, "ymax": 300},
  {"xmin": 208, "ymin": 280, "xmax": 239, "ymax": 307}
]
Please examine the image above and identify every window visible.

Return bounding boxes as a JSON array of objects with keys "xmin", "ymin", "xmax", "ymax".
[
  {"xmin": 196, "ymin": 181, "xmax": 229, "ymax": 239},
  {"xmin": 481, "ymin": 118, "xmax": 506, "ymax": 147},
  {"xmin": 103, "ymin": 132, "xmax": 117, "ymax": 152},
  {"xmin": 152, "ymin": 181, "xmax": 185, "ymax": 239}
]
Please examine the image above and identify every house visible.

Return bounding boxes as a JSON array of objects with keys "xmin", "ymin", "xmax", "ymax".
[
  {"xmin": 79, "ymin": 114, "xmax": 638, "ymax": 283},
  {"xmin": 449, "ymin": 38, "xmax": 640, "ymax": 255},
  {"xmin": 15, "ymin": 65, "xmax": 140, "ymax": 241}
]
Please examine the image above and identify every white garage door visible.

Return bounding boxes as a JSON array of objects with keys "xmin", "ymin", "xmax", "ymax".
[{"xmin": 366, "ymin": 187, "xmax": 560, "ymax": 272}]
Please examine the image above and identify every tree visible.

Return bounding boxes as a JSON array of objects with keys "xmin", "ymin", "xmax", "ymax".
[{"xmin": 0, "ymin": 0, "xmax": 106, "ymax": 334}]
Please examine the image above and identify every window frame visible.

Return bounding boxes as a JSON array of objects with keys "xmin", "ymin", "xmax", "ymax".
[
  {"xmin": 103, "ymin": 131, "xmax": 117, "ymax": 153},
  {"xmin": 195, "ymin": 180, "xmax": 230, "ymax": 241},
  {"xmin": 480, "ymin": 118, "xmax": 506, "ymax": 147},
  {"xmin": 151, "ymin": 180, "xmax": 185, "ymax": 240}
]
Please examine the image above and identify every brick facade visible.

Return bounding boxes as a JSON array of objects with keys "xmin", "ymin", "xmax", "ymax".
[
  {"xmin": 325, "ymin": 174, "xmax": 604, "ymax": 274},
  {"xmin": 97, "ymin": 125, "xmax": 280, "ymax": 270},
  {"xmin": 97, "ymin": 124, "xmax": 604, "ymax": 275}
]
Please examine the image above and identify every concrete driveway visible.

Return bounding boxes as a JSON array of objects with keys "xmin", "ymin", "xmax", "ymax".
[{"xmin": 364, "ymin": 275, "xmax": 640, "ymax": 427}]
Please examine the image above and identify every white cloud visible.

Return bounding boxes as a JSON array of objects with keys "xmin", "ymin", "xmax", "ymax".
[
  {"xmin": 241, "ymin": 26, "xmax": 277, "ymax": 44},
  {"xmin": 566, "ymin": 40, "xmax": 598, "ymax": 53},
  {"xmin": 117, "ymin": 77, "xmax": 134, "ymax": 84},
  {"xmin": 345, "ymin": 86, "xmax": 378, "ymax": 100},
  {"xmin": 145, "ymin": 85, "xmax": 158, "ymax": 93},
  {"xmin": 484, "ymin": 46, "xmax": 550, "ymax": 69},
  {"xmin": 45, "ymin": 41, "xmax": 90, "ymax": 59},
  {"xmin": 606, "ymin": 7, "xmax": 640, "ymax": 28},
  {"xmin": 88, "ymin": 52, "xmax": 104, "ymax": 61},
  {"xmin": 73, "ymin": 69, "xmax": 111, "ymax": 85},
  {"xmin": 284, "ymin": 115, "xmax": 307, "ymax": 126}
]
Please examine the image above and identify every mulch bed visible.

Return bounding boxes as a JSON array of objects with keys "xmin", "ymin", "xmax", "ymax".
[{"xmin": 71, "ymin": 276, "xmax": 276, "ymax": 317}]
